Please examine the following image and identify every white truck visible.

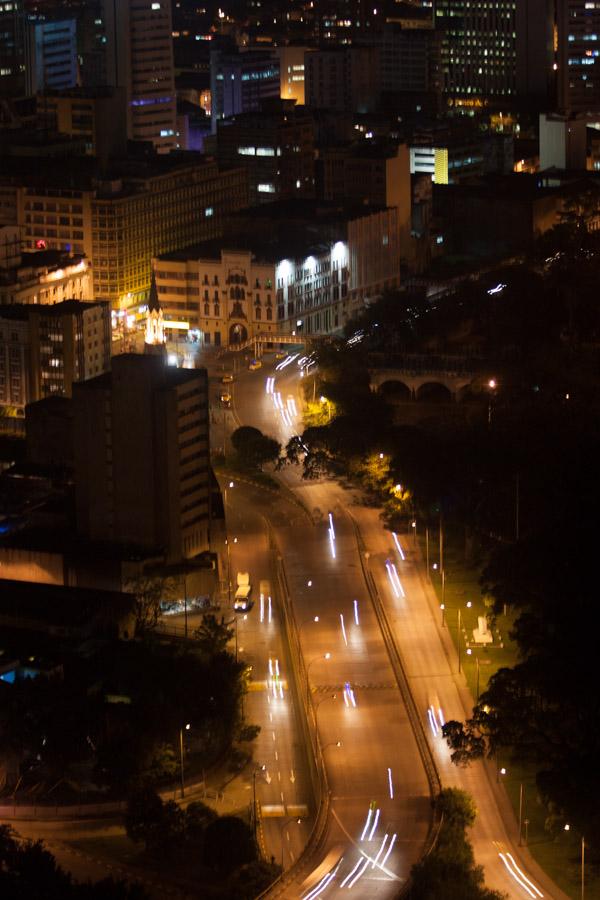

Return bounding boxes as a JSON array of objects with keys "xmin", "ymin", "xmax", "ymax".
[{"xmin": 234, "ymin": 572, "xmax": 252, "ymax": 611}]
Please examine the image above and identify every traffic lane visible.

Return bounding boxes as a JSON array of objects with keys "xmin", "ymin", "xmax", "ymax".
[
  {"xmin": 226, "ymin": 483, "xmax": 312, "ymax": 863},
  {"xmin": 358, "ymin": 507, "xmax": 557, "ymax": 899},
  {"xmin": 275, "ymin": 518, "xmax": 430, "ymax": 894}
]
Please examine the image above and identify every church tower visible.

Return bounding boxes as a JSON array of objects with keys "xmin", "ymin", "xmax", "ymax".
[{"xmin": 145, "ymin": 273, "xmax": 166, "ymax": 355}]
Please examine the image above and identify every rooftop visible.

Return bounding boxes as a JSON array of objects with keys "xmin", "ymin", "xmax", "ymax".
[{"xmin": 0, "ymin": 300, "xmax": 106, "ymax": 321}]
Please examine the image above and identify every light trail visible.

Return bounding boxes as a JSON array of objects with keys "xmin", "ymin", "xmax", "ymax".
[
  {"xmin": 385, "ymin": 560, "xmax": 400, "ymax": 598},
  {"xmin": 359, "ymin": 808, "xmax": 373, "ymax": 841},
  {"xmin": 344, "ymin": 682, "xmax": 357, "ymax": 707},
  {"xmin": 390, "ymin": 562, "xmax": 405, "ymax": 597},
  {"xmin": 329, "ymin": 527, "xmax": 336, "ymax": 559},
  {"xmin": 276, "ymin": 353, "xmax": 299, "ymax": 371},
  {"xmin": 340, "ymin": 858, "xmax": 364, "ymax": 889},
  {"xmin": 328, "ymin": 512, "xmax": 335, "ymax": 539},
  {"xmin": 367, "ymin": 807, "xmax": 380, "ymax": 841},
  {"xmin": 392, "ymin": 532, "xmax": 405, "ymax": 560},
  {"xmin": 498, "ymin": 853, "xmax": 543, "ymax": 898},
  {"xmin": 268, "ymin": 595, "xmax": 272, "ymax": 623},
  {"xmin": 371, "ymin": 834, "xmax": 388, "ymax": 868},
  {"xmin": 427, "ymin": 707, "xmax": 438, "ymax": 737},
  {"xmin": 340, "ymin": 613, "xmax": 348, "ymax": 646},
  {"xmin": 303, "ymin": 864, "xmax": 340, "ymax": 900},
  {"xmin": 260, "ymin": 593, "xmax": 264, "ymax": 623},
  {"xmin": 353, "ymin": 599, "xmax": 360, "ymax": 625},
  {"xmin": 387, "ymin": 767, "xmax": 394, "ymax": 799},
  {"xmin": 265, "ymin": 376, "xmax": 275, "ymax": 394},
  {"xmin": 380, "ymin": 833, "xmax": 397, "ymax": 868},
  {"xmin": 504, "ymin": 853, "xmax": 544, "ymax": 898},
  {"xmin": 347, "ymin": 857, "xmax": 370, "ymax": 889}
]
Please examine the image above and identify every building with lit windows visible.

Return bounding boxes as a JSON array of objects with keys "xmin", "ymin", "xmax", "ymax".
[
  {"xmin": 0, "ymin": 237, "xmax": 91, "ymax": 306},
  {"xmin": 0, "ymin": 299, "xmax": 110, "ymax": 414},
  {"xmin": 210, "ymin": 47, "xmax": 280, "ymax": 132},
  {"xmin": 73, "ymin": 353, "xmax": 211, "ymax": 563},
  {"xmin": 153, "ymin": 201, "xmax": 401, "ymax": 344},
  {"xmin": 555, "ymin": 0, "xmax": 600, "ymax": 113},
  {"xmin": 275, "ymin": 45, "xmax": 308, "ymax": 105},
  {"xmin": 103, "ymin": 0, "xmax": 177, "ymax": 152},
  {"xmin": 0, "ymin": 0, "xmax": 24, "ymax": 98},
  {"xmin": 434, "ymin": 0, "xmax": 518, "ymax": 106},
  {"xmin": 216, "ymin": 101, "xmax": 315, "ymax": 204},
  {"xmin": 24, "ymin": 17, "xmax": 78, "ymax": 95},
  {"xmin": 0, "ymin": 155, "xmax": 249, "ymax": 310}
]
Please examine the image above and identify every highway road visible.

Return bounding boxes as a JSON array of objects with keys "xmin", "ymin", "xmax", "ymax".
[
  {"xmin": 226, "ymin": 356, "xmax": 432, "ymax": 898},
  {"xmin": 226, "ymin": 350, "xmax": 569, "ymax": 900}
]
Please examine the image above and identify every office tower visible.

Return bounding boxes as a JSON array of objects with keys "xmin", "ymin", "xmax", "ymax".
[
  {"xmin": 0, "ymin": 299, "xmax": 110, "ymax": 413},
  {"xmin": 555, "ymin": 0, "xmax": 600, "ymax": 113},
  {"xmin": 210, "ymin": 47, "xmax": 280, "ymax": 133},
  {"xmin": 0, "ymin": 0, "xmax": 25, "ymax": 97},
  {"xmin": 25, "ymin": 17, "xmax": 77, "ymax": 95},
  {"xmin": 276, "ymin": 46, "xmax": 308, "ymax": 105},
  {"xmin": 103, "ymin": 0, "xmax": 177, "ymax": 153},
  {"xmin": 73, "ymin": 354, "xmax": 211, "ymax": 563},
  {"xmin": 304, "ymin": 46, "xmax": 379, "ymax": 113},
  {"xmin": 435, "ymin": 0, "xmax": 517, "ymax": 106},
  {"xmin": 216, "ymin": 101, "xmax": 316, "ymax": 204}
]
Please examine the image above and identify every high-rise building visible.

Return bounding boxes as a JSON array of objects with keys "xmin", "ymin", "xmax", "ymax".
[
  {"xmin": 435, "ymin": 0, "xmax": 517, "ymax": 107},
  {"xmin": 216, "ymin": 101, "xmax": 316, "ymax": 204},
  {"xmin": 304, "ymin": 47, "xmax": 379, "ymax": 113},
  {"xmin": 0, "ymin": 0, "xmax": 25, "ymax": 98},
  {"xmin": 555, "ymin": 0, "xmax": 600, "ymax": 114},
  {"xmin": 103, "ymin": 0, "xmax": 177, "ymax": 153},
  {"xmin": 0, "ymin": 299, "xmax": 110, "ymax": 413},
  {"xmin": 24, "ymin": 17, "xmax": 78, "ymax": 95},
  {"xmin": 73, "ymin": 353, "xmax": 210, "ymax": 563},
  {"xmin": 210, "ymin": 47, "xmax": 280, "ymax": 133}
]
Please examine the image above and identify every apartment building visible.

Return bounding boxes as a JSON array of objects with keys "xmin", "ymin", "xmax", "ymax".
[
  {"xmin": 73, "ymin": 353, "xmax": 210, "ymax": 563},
  {"xmin": 0, "ymin": 299, "xmax": 110, "ymax": 413}
]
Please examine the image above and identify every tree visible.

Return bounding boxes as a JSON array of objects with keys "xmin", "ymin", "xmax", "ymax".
[
  {"xmin": 408, "ymin": 791, "xmax": 505, "ymax": 900},
  {"xmin": 226, "ymin": 860, "xmax": 281, "ymax": 899},
  {"xmin": 125, "ymin": 788, "xmax": 184, "ymax": 856},
  {"xmin": 124, "ymin": 575, "xmax": 173, "ymax": 636},
  {"xmin": 0, "ymin": 826, "xmax": 149, "ymax": 899},
  {"xmin": 194, "ymin": 614, "xmax": 234, "ymax": 656},
  {"xmin": 203, "ymin": 816, "xmax": 257, "ymax": 873},
  {"xmin": 185, "ymin": 801, "xmax": 218, "ymax": 851},
  {"xmin": 231, "ymin": 426, "xmax": 281, "ymax": 470}
]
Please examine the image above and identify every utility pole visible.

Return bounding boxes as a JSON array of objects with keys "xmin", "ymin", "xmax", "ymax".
[{"xmin": 515, "ymin": 473, "xmax": 520, "ymax": 542}]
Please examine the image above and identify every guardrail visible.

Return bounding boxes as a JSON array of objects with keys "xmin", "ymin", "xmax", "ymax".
[
  {"xmin": 349, "ymin": 513, "xmax": 444, "ymax": 897},
  {"xmin": 255, "ymin": 542, "xmax": 331, "ymax": 898}
]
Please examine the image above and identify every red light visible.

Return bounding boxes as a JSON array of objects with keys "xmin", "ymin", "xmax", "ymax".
[{"xmin": 36, "ymin": 239, "xmax": 47, "ymax": 249}]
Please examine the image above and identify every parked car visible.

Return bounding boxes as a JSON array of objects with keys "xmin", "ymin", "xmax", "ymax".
[
  {"xmin": 220, "ymin": 392, "xmax": 232, "ymax": 408},
  {"xmin": 248, "ymin": 359, "xmax": 262, "ymax": 371},
  {"xmin": 221, "ymin": 373, "xmax": 234, "ymax": 384}
]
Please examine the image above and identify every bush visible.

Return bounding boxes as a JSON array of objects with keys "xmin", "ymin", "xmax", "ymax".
[{"xmin": 203, "ymin": 816, "xmax": 257, "ymax": 874}]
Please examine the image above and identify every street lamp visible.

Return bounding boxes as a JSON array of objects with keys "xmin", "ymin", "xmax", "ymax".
[
  {"xmin": 315, "ymin": 692, "xmax": 337, "ymax": 733},
  {"xmin": 252, "ymin": 764, "xmax": 267, "ymax": 838},
  {"xmin": 306, "ymin": 652, "xmax": 331, "ymax": 700},
  {"xmin": 179, "ymin": 723, "xmax": 191, "ymax": 798},
  {"xmin": 224, "ymin": 481, "xmax": 234, "ymax": 607},
  {"xmin": 320, "ymin": 395, "xmax": 331, "ymax": 422},
  {"xmin": 411, "ymin": 519, "xmax": 417, "ymax": 546},
  {"xmin": 487, "ymin": 378, "xmax": 497, "ymax": 427},
  {"xmin": 564, "ymin": 826, "xmax": 586, "ymax": 899},
  {"xmin": 466, "ymin": 648, "xmax": 480, "ymax": 700}
]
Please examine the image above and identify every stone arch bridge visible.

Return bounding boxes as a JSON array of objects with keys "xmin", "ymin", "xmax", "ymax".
[{"xmin": 369, "ymin": 355, "xmax": 486, "ymax": 401}]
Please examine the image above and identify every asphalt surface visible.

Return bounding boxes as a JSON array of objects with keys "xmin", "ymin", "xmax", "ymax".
[{"xmin": 226, "ymin": 350, "xmax": 569, "ymax": 900}]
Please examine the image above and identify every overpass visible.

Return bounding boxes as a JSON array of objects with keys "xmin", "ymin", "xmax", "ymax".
[
  {"xmin": 368, "ymin": 353, "xmax": 489, "ymax": 401},
  {"xmin": 227, "ymin": 332, "xmax": 306, "ymax": 355}
]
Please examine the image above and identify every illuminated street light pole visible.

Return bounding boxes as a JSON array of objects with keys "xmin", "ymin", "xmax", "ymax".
[
  {"xmin": 319, "ymin": 395, "xmax": 331, "ymax": 422},
  {"xmin": 179, "ymin": 723, "xmax": 191, "ymax": 798},
  {"xmin": 306, "ymin": 653, "xmax": 331, "ymax": 701},
  {"xmin": 281, "ymin": 817, "xmax": 302, "ymax": 868}
]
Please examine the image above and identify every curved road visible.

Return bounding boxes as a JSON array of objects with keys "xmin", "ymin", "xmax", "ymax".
[{"xmin": 227, "ymin": 351, "xmax": 568, "ymax": 900}]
